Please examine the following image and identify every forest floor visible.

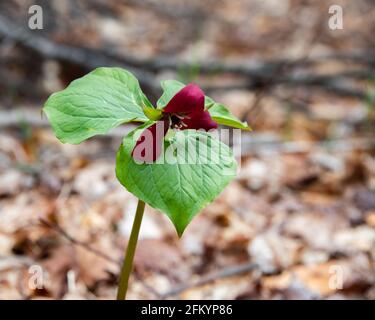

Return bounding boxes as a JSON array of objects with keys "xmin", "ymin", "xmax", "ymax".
[{"xmin": 0, "ymin": 0, "xmax": 374, "ymax": 299}]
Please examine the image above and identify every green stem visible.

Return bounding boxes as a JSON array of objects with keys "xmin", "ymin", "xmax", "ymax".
[{"xmin": 116, "ymin": 199, "xmax": 145, "ymax": 300}]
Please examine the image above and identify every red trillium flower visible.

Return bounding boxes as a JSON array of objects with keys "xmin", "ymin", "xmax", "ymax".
[{"xmin": 132, "ymin": 84, "xmax": 218, "ymax": 163}]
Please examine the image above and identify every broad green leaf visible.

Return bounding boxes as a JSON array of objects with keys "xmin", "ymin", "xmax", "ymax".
[
  {"xmin": 116, "ymin": 126, "xmax": 237, "ymax": 236},
  {"xmin": 206, "ymin": 100, "xmax": 251, "ymax": 131},
  {"xmin": 157, "ymin": 79, "xmax": 250, "ymax": 130},
  {"xmin": 156, "ymin": 80, "xmax": 185, "ymax": 109},
  {"xmin": 143, "ymin": 106, "xmax": 163, "ymax": 121},
  {"xmin": 44, "ymin": 67, "xmax": 151, "ymax": 144}
]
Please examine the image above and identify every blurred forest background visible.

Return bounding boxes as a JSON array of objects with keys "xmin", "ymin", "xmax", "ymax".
[{"xmin": 0, "ymin": 0, "xmax": 374, "ymax": 300}]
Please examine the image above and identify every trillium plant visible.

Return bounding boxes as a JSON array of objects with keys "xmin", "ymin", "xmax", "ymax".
[{"xmin": 43, "ymin": 67, "xmax": 250, "ymax": 299}]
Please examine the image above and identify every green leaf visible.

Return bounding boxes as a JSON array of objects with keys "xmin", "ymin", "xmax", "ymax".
[
  {"xmin": 43, "ymin": 67, "xmax": 151, "ymax": 144},
  {"xmin": 157, "ymin": 79, "xmax": 250, "ymax": 130},
  {"xmin": 143, "ymin": 106, "xmax": 163, "ymax": 121},
  {"xmin": 156, "ymin": 80, "xmax": 185, "ymax": 109},
  {"xmin": 116, "ymin": 125, "xmax": 237, "ymax": 236},
  {"xmin": 206, "ymin": 100, "xmax": 251, "ymax": 131}
]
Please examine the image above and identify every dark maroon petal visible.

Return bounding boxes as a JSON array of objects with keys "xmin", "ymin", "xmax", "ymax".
[
  {"xmin": 163, "ymin": 83, "xmax": 205, "ymax": 114},
  {"xmin": 181, "ymin": 110, "xmax": 218, "ymax": 131},
  {"xmin": 131, "ymin": 120, "xmax": 169, "ymax": 163}
]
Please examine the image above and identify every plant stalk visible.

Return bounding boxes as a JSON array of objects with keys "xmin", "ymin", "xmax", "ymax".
[{"xmin": 116, "ymin": 199, "xmax": 145, "ymax": 300}]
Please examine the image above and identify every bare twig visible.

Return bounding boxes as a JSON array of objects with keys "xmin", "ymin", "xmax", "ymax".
[
  {"xmin": 39, "ymin": 218, "xmax": 258, "ymax": 299},
  {"xmin": 242, "ymin": 16, "xmax": 325, "ymax": 125},
  {"xmin": 204, "ymin": 76, "xmax": 367, "ymax": 100},
  {"xmin": 39, "ymin": 218, "xmax": 119, "ymax": 264},
  {"xmin": 2, "ymin": 108, "xmax": 373, "ymax": 155},
  {"xmin": 239, "ymin": 136, "xmax": 375, "ymax": 155},
  {"xmin": 132, "ymin": 269, "xmax": 163, "ymax": 299},
  {"xmin": 125, "ymin": 0, "xmax": 209, "ymax": 20},
  {"xmin": 161, "ymin": 262, "xmax": 258, "ymax": 298},
  {"xmin": 0, "ymin": 14, "xmax": 158, "ymax": 93},
  {"xmin": 39, "ymin": 218, "xmax": 163, "ymax": 298},
  {"xmin": 0, "ymin": 13, "xmax": 372, "ymax": 100}
]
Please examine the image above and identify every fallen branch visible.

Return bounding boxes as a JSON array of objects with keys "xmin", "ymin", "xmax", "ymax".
[
  {"xmin": 161, "ymin": 262, "xmax": 258, "ymax": 298},
  {"xmin": 1, "ymin": 108, "xmax": 374, "ymax": 155},
  {"xmin": 240, "ymin": 136, "xmax": 375, "ymax": 155},
  {"xmin": 204, "ymin": 78, "xmax": 367, "ymax": 99},
  {"xmin": 39, "ymin": 218, "xmax": 163, "ymax": 298},
  {"xmin": 40, "ymin": 218, "xmax": 119, "ymax": 264},
  {"xmin": 39, "ymin": 217, "xmax": 261, "ymax": 299},
  {"xmin": 0, "ymin": 14, "xmax": 373, "ymax": 99},
  {"xmin": 0, "ymin": 14, "xmax": 158, "ymax": 93}
]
